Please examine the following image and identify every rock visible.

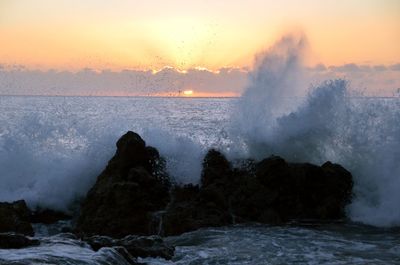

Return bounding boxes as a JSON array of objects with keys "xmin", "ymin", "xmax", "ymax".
[
  {"xmin": 116, "ymin": 235, "xmax": 175, "ymax": 260},
  {"xmin": 162, "ymin": 184, "xmax": 232, "ymax": 236},
  {"xmin": 0, "ymin": 233, "xmax": 39, "ymax": 249},
  {"xmin": 76, "ymin": 132, "xmax": 354, "ymax": 238},
  {"xmin": 31, "ymin": 209, "xmax": 72, "ymax": 224},
  {"xmin": 112, "ymin": 246, "xmax": 142, "ymax": 265},
  {"xmin": 76, "ymin": 131, "xmax": 171, "ymax": 237},
  {"xmin": 201, "ymin": 149, "xmax": 232, "ymax": 187},
  {"xmin": 163, "ymin": 150, "xmax": 353, "ymax": 235},
  {"xmin": 85, "ymin": 235, "xmax": 175, "ymax": 260},
  {"xmin": 254, "ymin": 157, "xmax": 353, "ymax": 221},
  {"xmin": 163, "ymin": 150, "xmax": 237, "ymax": 236},
  {"xmin": 0, "ymin": 200, "xmax": 34, "ymax": 236}
]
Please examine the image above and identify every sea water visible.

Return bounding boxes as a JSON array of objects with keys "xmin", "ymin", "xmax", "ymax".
[
  {"xmin": 0, "ymin": 95, "xmax": 399, "ymax": 264},
  {"xmin": 1, "ymin": 35, "xmax": 399, "ymax": 264}
]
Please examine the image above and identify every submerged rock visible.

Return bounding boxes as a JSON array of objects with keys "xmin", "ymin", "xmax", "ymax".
[
  {"xmin": 0, "ymin": 200, "xmax": 34, "ymax": 236},
  {"xmin": 0, "ymin": 233, "xmax": 39, "ymax": 249},
  {"xmin": 85, "ymin": 234, "xmax": 175, "ymax": 260},
  {"xmin": 76, "ymin": 131, "xmax": 171, "ymax": 238}
]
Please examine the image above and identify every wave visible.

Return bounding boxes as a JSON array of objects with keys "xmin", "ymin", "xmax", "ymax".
[
  {"xmin": 229, "ymin": 34, "xmax": 400, "ymax": 227},
  {"xmin": 0, "ymin": 34, "xmax": 399, "ymax": 227},
  {"xmin": 0, "ymin": 98, "xmax": 206, "ymax": 211}
]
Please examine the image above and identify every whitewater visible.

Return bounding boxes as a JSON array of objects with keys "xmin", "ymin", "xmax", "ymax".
[{"xmin": 0, "ymin": 35, "xmax": 399, "ymax": 264}]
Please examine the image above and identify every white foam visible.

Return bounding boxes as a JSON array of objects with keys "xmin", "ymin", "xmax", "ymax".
[
  {"xmin": 0, "ymin": 35, "xmax": 399, "ymax": 227},
  {"xmin": 229, "ymin": 35, "xmax": 400, "ymax": 227}
]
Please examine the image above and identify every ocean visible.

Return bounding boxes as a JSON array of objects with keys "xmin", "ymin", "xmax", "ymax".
[
  {"xmin": 1, "ymin": 37, "xmax": 399, "ymax": 264},
  {"xmin": 0, "ymin": 91, "xmax": 399, "ymax": 264}
]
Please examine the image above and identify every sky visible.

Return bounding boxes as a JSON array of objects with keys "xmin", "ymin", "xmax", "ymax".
[{"xmin": 0, "ymin": 0, "xmax": 399, "ymax": 96}]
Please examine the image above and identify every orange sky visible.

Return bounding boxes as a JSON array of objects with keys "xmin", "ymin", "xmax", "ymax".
[{"xmin": 1, "ymin": 0, "xmax": 399, "ymax": 72}]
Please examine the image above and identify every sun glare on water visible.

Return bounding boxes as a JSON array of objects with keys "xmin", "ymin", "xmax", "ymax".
[{"xmin": 183, "ymin": 90, "xmax": 194, "ymax": 96}]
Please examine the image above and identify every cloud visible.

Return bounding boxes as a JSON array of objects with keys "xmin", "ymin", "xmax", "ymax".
[
  {"xmin": 389, "ymin": 63, "xmax": 400, "ymax": 71},
  {"xmin": 373, "ymin": 65, "xmax": 387, "ymax": 71},
  {"xmin": 308, "ymin": 63, "xmax": 326, "ymax": 71},
  {"xmin": 1, "ymin": 62, "xmax": 398, "ymax": 97},
  {"xmin": 0, "ymin": 66, "xmax": 248, "ymax": 96},
  {"xmin": 308, "ymin": 62, "xmax": 400, "ymax": 96},
  {"xmin": 328, "ymin": 63, "xmax": 372, "ymax": 72}
]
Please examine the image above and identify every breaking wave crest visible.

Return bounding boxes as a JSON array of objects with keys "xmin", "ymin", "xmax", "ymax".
[
  {"xmin": 0, "ymin": 34, "xmax": 399, "ymax": 227},
  {"xmin": 229, "ymin": 35, "xmax": 400, "ymax": 227}
]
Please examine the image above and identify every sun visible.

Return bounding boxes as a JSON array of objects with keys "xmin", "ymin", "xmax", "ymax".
[{"xmin": 183, "ymin": 90, "xmax": 194, "ymax": 96}]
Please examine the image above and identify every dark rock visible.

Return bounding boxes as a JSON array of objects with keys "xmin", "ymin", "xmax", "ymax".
[
  {"xmin": 31, "ymin": 209, "xmax": 72, "ymax": 224},
  {"xmin": 85, "ymin": 235, "xmax": 175, "ymax": 260},
  {"xmin": 112, "ymin": 246, "xmax": 143, "ymax": 265},
  {"xmin": 162, "ymin": 184, "xmax": 232, "ymax": 236},
  {"xmin": 0, "ymin": 233, "xmax": 39, "ymax": 249},
  {"xmin": 76, "ymin": 131, "xmax": 171, "ymax": 238},
  {"xmin": 163, "ymin": 150, "xmax": 353, "ymax": 235},
  {"xmin": 254, "ymin": 157, "xmax": 353, "ymax": 221},
  {"xmin": 163, "ymin": 150, "xmax": 236, "ymax": 236},
  {"xmin": 0, "ymin": 200, "xmax": 34, "ymax": 236},
  {"xmin": 201, "ymin": 149, "xmax": 232, "ymax": 187},
  {"xmin": 76, "ymin": 132, "xmax": 354, "ymax": 238}
]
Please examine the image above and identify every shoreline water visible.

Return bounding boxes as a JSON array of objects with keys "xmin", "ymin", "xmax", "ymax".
[
  {"xmin": 1, "ymin": 222, "xmax": 399, "ymax": 265},
  {"xmin": 0, "ymin": 93, "xmax": 399, "ymax": 264}
]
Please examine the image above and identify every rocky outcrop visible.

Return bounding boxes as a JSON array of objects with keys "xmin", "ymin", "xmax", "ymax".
[
  {"xmin": 75, "ymin": 132, "xmax": 353, "ymax": 238},
  {"xmin": 76, "ymin": 131, "xmax": 171, "ymax": 238},
  {"xmin": 162, "ymin": 184, "xmax": 233, "ymax": 236},
  {"xmin": 162, "ymin": 150, "xmax": 235, "ymax": 235},
  {"xmin": 0, "ymin": 200, "xmax": 34, "ymax": 236},
  {"xmin": 0, "ymin": 233, "xmax": 39, "ymax": 249},
  {"xmin": 254, "ymin": 157, "xmax": 353, "ymax": 221},
  {"xmin": 162, "ymin": 150, "xmax": 353, "ymax": 235},
  {"xmin": 85, "ymin": 235, "xmax": 175, "ymax": 260}
]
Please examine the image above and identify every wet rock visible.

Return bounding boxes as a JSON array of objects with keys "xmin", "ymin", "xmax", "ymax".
[
  {"xmin": 0, "ymin": 200, "xmax": 34, "ymax": 236},
  {"xmin": 254, "ymin": 157, "xmax": 353, "ymax": 221},
  {"xmin": 163, "ymin": 150, "xmax": 236, "ymax": 236},
  {"xmin": 201, "ymin": 149, "xmax": 232, "ymax": 187},
  {"xmin": 163, "ymin": 150, "xmax": 353, "ymax": 235},
  {"xmin": 76, "ymin": 132, "xmax": 354, "ymax": 238},
  {"xmin": 76, "ymin": 131, "xmax": 171, "ymax": 238},
  {"xmin": 162, "ymin": 184, "xmax": 232, "ymax": 236},
  {"xmin": 0, "ymin": 233, "xmax": 39, "ymax": 249},
  {"xmin": 31, "ymin": 209, "xmax": 72, "ymax": 224},
  {"xmin": 112, "ymin": 246, "xmax": 143, "ymax": 265},
  {"xmin": 85, "ymin": 235, "xmax": 175, "ymax": 260}
]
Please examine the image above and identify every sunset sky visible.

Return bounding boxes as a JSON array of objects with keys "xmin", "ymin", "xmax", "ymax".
[
  {"xmin": 1, "ymin": 0, "xmax": 399, "ymax": 70},
  {"xmin": 0, "ymin": 0, "xmax": 399, "ymax": 96}
]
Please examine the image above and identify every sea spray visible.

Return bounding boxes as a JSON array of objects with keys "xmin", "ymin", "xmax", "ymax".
[
  {"xmin": 0, "ymin": 97, "xmax": 215, "ymax": 210},
  {"xmin": 229, "ymin": 35, "xmax": 400, "ymax": 227},
  {"xmin": 0, "ymin": 103, "xmax": 116, "ymax": 211},
  {"xmin": 142, "ymin": 128, "xmax": 204, "ymax": 184},
  {"xmin": 0, "ymin": 36, "xmax": 399, "ymax": 227}
]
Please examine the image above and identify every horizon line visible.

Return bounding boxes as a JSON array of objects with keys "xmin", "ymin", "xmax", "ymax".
[
  {"xmin": 1, "ymin": 94, "xmax": 399, "ymax": 99},
  {"xmin": 0, "ymin": 94, "xmax": 240, "ymax": 99}
]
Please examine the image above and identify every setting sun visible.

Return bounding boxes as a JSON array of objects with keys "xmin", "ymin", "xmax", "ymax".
[{"xmin": 183, "ymin": 90, "xmax": 194, "ymax": 96}]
